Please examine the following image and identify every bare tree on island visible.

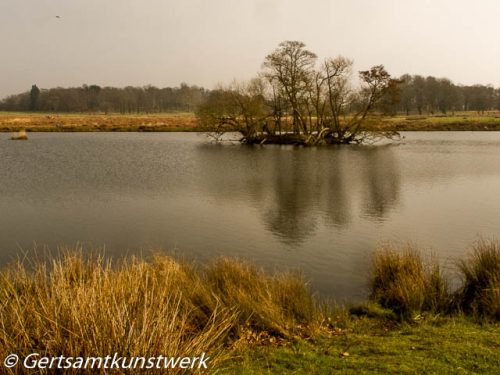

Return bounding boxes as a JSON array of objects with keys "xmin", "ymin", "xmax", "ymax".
[
  {"xmin": 196, "ymin": 41, "xmax": 401, "ymax": 145},
  {"xmin": 262, "ymin": 41, "xmax": 317, "ymax": 136},
  {"xmin": 195, "ymin": 78, "xmax": 269, "ymax": 142}
]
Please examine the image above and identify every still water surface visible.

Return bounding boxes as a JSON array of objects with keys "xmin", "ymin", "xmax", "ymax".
[{"xmin": 1, "ymin": 132, "xmax": 500, "ymax": 300}]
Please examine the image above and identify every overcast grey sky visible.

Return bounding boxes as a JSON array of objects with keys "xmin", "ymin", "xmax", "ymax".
[{"xmin": 1, "ymin": 0, "xmax": 499, "ymax": 99}]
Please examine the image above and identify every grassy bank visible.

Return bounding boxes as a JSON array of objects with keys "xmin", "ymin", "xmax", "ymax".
[
  {"xmin": 224, "ymin": 239, "xmax": 500, "ymax": 374},
  {"xmin": 373, "ymin": 111, "xmax": 500, "ymax": 131},
  {"xmin": 223, "ymin": 316, "xmax": 500, "ymax": 374},
  {"xmin": 0, "ymin": 112, "xmax": 201, "ymax": 132},
  {"xmin": 3, "ymin": 111, "xmax": 500, "ymax": 133},
  {"xmin": 0, "ymin": 249, "xmax": 320, "ymax": 374},
  {"xmin": 2, "ymin": 241, "xmax": 500, "ymax": 373}
]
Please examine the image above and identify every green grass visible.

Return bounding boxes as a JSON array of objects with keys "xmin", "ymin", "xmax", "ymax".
[{"xmin": 222, "ymin": 316, "xmax": 500, "ymax": 374}]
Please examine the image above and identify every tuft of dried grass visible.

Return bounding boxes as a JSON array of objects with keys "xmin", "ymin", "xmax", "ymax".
[
  {"xmin": 458, "ymin": 239, "xmax": 500, "ymax": 319},
  {"xmin": 205, "ymin": 258, "xmax": 316, "ymax": 338},
  {"xmin": 11, "ymin": 129, "xmax": 28, "ymax": 140},
  {"xmin": 369, "ymin": 243, "xmax": 450, "ymax": 319}
]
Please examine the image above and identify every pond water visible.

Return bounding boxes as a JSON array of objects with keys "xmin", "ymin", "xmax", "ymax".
[{"xmin": 1, "ymin": 131, "xmax": 500, "ymax": 300}]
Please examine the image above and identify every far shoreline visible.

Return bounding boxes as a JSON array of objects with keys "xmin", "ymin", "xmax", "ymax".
[{"xmin": 2, "ymin": 111, "xmax": 500, "ymax": 133}]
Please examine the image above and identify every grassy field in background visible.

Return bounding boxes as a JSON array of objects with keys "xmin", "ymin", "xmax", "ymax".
[
  {"xmin": 0, "ymin": 111, "xmax": 200, "ymax": 132},
  {"xmin": 374, "ymin": 110, "xmax": 500, "ymax": 131},
  {"xmin": 3, "ymin": 110, "xmax": 500, "ymax": 133},
  {"xmin": 0, "ymin": 111, "xmax": 195, "ymax": 118}
]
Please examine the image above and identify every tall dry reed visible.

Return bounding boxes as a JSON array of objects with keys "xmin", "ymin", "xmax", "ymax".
[
  {"xmin": 369, "ymin": 243, "xmax": 450, "ymax": 318},
  {"xmin": 458, "ymin": 239, "xmax": 500, "ymax": 319},
  {"xmin": 0, "ymin": 247, "xmax": 320, "ymax": 374}
]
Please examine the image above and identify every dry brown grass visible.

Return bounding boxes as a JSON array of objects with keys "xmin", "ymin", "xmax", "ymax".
[
  {"xmin": 4, "ymin": 111, "xmax": 500, "ymax": 133},
  {"xmin": 369, "ymin": 243, "xmax": 450, "ymax": 318},
  {"xmin": 11, "ymin": 129, "xmax": 28, "ymax": 140},
  {"xmin": 0, "ymin": 248, "xmax": 320, "ymax": 374},
  {"xmin": 205, "ymin": 258, "xmax": 316, "ymax": 338},
  {"xmin": 458, "ymin": 239, "xmax": 500, "ymax": 319},
  {"xmin": 373, "ymin": 111, "xmax": 500, "ymax": 131},
  {"xmin": 0, "ymin": 113, "xmax": 201, "ymax": 132}
]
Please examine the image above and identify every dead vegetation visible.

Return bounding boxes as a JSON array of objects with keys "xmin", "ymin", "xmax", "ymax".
[
  {"xmin": 370, "ymin": 239, "xmax": 500, "ymax": 320},
  {"xmin": 11, "ymin": 129, "xmax": 28, "ymax": 140},
  {"xmin": 3, "ymin": 239, "xmax": 500, "ymax": 373},
  {"xmin": 0, "ymin": 113, "xmax": 201, "ymax": 132},
  {"xmin": 0, "ymin": 248, "xmax": 321, "ymax": 374}
]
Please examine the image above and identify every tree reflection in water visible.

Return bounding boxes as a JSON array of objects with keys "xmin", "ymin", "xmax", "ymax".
[{"xmin": 196, "ymin": 143, "xmax": 401, "ymax": 246}]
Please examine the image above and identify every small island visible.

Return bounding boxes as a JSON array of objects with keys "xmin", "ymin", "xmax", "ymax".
[{"xmin": 197, "ymin": 41, "xmax": 401, "ymax": 146}]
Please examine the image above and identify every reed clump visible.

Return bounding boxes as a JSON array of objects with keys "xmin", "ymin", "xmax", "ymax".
[
  {"xmin": 205, "ymin": 258, "xmax": 316, "ymax": 337},
  {"xmin": 11, "ymin": 129, "xmax": 28, "ymax": 140},
  {"xmin": 0, "ymin": 248, "xmax": 320, "ymax": 374},
  {"xmin": 369, "ymin": 243, "xmax": 450, "ymax": 318},
  {"xmin": 458, "ymin": 239, "xmax": 500, "ymax": 319},
  {"xmin": 369, "ymin": 239, "xmax": 500, "ymax": 321}
]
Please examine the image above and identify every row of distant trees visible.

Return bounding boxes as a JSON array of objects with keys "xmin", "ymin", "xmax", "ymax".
[
  {"xmin": 1, "ymin": 73, "xmax": 500, "ymax": 117},
  {"xmin": 395, "ymin": 75, "xmax": 500, "ymax": 115},
  {"xmin": 0, "ymin": 83, "xmax": 208, "ymax": 114}
]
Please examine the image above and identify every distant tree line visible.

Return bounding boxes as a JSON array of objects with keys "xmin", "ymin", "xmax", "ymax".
[
  {"xmin": 2, "ymin": 73, "xmax": 500, "ymax": 118},
  {"xmin": 394, "ymin": 75, "xmax": 500, "ymax": 115},
  {"xmin": 0, "ymin": 83, "xmax": 208, "ymax": 114}
]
